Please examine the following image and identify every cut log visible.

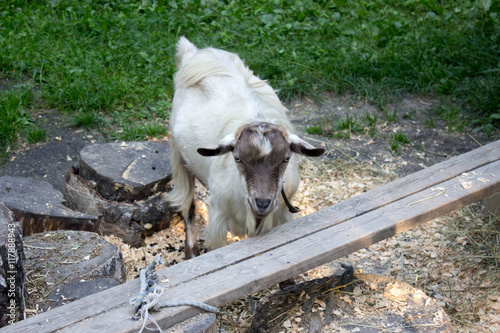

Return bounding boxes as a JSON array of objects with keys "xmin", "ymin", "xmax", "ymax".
[
  {"xmin": 64, "ymin": 169, "xmax": 173, "ymax": 246},
  {"xmin": 65, "ymin": 141, "xmax": 175, "ymax": 246},
  {"xmin": 24, "ymin": 230, "xmax": 126, "ymax": 311},
  {"xmin": 0, "ymin": 176, "xmax": 98, "ymax": 236},
  {"xmin": 78, "ymin": 141, "xmax": 172, "ymax": 202},
  {"xmin": 0, "ymin": 203, "xmax": 26, "ymax": 327}
]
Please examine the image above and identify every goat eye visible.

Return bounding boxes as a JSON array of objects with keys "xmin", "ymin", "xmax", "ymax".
[
  {"xmin": 283, "ymin": 157, "xmax": 290, "ymax": 163},
  {"xmin": 234, "ymin": 157, "xmax": 242, "ymax": 163}
]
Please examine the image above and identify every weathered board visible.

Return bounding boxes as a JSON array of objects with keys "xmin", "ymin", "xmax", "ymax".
[
  {"xmin": 165, "ymin": 313, "xmax": 217, "ymax": 333},
  {"xmin": 1, "ymin": 140, "xmax": 500, "ymax": 333}
]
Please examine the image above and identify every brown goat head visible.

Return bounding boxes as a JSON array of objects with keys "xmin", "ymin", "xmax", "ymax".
[{"xmin": 197, "ymin": 122, "xmax": 324, "ymax": 221}]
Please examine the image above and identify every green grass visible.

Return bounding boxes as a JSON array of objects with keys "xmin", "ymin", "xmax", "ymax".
[
  {"xmin": 25, "ymin": 127, "xmax": 46, "ymax": 144},
  {"xmin": 334, "ymin": 114, "xmax": 364, "ymax": 139},
  {"xmin": 390, "ymin": 131, "xmax": 412, "ymax": 155},
  {"xmin": 0, "ymin": 86, "xmax": 44, "ymax": 163},
  {"xmin": 1, "ymin": 0, "xmax": 499, "ymax": 161},
  {"xmin": 70, "ymin": 111, "xmax": 106, "ymax": 130},
  {"xmin": 304, "ymin": 124, "xmax": 324, "ymax": 136},
  {"xmin": 431, "ymin": 105, "xmax": 467, "ymax": 132},
  {"xmin": 424, "ymin": 118, "xmax": 436, "ymax": 128},
  {"xmin": 306, "ymin": 113, "xmax": 375, "ymax": 139},
  {"xmin": 383, "ymin": 109, "xmax": 399, "ymax": 123},
  {"xmin": 392, "ymin": 132, "xmax": 411, "ymax": 145},
  {"xmin": 113, "ymin": 121, "xmax": 168, "ymax": 141}
]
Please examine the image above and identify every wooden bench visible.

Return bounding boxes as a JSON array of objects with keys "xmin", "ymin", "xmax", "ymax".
[{"xmin": 2, "ymin": 140, "xmax": 500, "ymax": 333}]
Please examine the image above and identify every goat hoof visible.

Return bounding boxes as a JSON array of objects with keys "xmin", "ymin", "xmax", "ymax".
[
  {"xmin": 279, "ymin": 278, "xmax": 296, "ymax": 290},
  {"xmin": 184, "ymin": 246, "xmax": 200, "ymax": 260}
]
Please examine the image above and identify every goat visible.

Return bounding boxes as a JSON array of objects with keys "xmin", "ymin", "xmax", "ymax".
[{"xmin": 167, "ymin": 37, "xmax": 325, "ymax": 259}]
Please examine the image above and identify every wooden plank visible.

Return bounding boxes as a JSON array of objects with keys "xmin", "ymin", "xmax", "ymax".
[
  {"xmin": 52, "ymin": 158, "xmax": 500, "ymax": 332},
  {"xmin": 2, "ymin": 140, "xmax": 500, "ymax": 332}
]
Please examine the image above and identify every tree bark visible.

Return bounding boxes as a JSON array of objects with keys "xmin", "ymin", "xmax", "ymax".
[{"xmin": 0, "ymin": 203, "xmax": 26, "ymax": 327}]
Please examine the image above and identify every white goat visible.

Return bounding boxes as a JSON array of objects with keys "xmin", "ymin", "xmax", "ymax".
[{"xmin": 167, "ymin": 37, "xmax": 324, "ymax": 258}]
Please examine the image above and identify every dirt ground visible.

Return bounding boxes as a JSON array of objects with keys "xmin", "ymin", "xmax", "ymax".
[
  {"xmin": 1, "ymin": 93, "xmax": 499, "ymax": 332},
  {"xmin": 0, "ymin": 109, "xmax": 107, "ymax": 192},
  {"xmin": 287, "ymin": 93, "xmax": 492, "ymax": 178}
]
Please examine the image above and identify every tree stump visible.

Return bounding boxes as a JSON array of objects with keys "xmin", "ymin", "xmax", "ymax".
[
  {"xmin": 24, "ymin": 230, "xmax": 126, "ymax": 311},
  {"xmin": 78, "ymin": 141, "xmax": 172, "ymax": 202},
  {"xmin": 64, "ymin": 168, "xmax": 173, "ymax": 246},
  {"xmin": 251, "ymin": 269, "xmax": 454, "ymax": 333},
  {"xmin": 63, "ymin": 141, "xmax": 175, "ymax": 246},
  {"xmin": 0, "ymin": 203, "xmax": 26, "ymax": 327},
  {"xmin": 0, "ymin": 176, "xmax": 98, "ymax": 236},
  {"xmin": 41, "ymin": 278, "xmax": 121, "ymax": 311}
]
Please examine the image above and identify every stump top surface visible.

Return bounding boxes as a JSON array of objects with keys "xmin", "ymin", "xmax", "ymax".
[
  {"xmin": 24, "ymin": 230, "xmax": 122, "ymax": 287},
  {"xmin": 0, "ymin": 176, "xmax": 94, "ymax": 219},
  {"xmin": 80, "ymin": 141, "xmax": 171, "ymax": 187}
]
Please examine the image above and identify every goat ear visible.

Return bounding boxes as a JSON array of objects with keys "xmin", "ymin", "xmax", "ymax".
[
  {"xmin": 289, "ymin": 134, "xmax": 325, "ymax": 157},
  {"xmin": 197, "ymin": 134, "xmax": 235, "ymax": 157},
  {"xmin": 197, "ymin": 145, "xmax": 234, "ymax": 156}
]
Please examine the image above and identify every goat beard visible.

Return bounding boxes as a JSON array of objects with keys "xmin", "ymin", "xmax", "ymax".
[
  {"xmin": 254, "ymin": 217, "xmax": 264, "ymax": 235},
  {"xmin": 248, "ymin": 196, "xmax": 279, "ymax": 236}
]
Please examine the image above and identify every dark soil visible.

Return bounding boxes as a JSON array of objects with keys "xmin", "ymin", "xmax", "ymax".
[
  {"xmin": 288, "ymin": 93, "xmax": 495, "ymax": 177},
  {"xmin": 0, "ymin": 109, "xmax": 107, "ymax": 192}
]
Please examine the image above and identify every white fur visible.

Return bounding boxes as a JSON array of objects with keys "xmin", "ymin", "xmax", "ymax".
[
  {"xmin": 251, "ymin": 134, "xmax": 273, "ymax": 158},
  {"xmin": 167, "ymin": 37, "xmax": 300, "ymax": 249}
]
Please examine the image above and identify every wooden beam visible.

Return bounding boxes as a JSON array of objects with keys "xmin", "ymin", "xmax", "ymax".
[{"xmin": 2, "ymin": 140, "xmax": 500, "ymax": 333}]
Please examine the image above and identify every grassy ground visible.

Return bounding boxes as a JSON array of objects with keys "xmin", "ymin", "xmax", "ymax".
[{"xmin": 1, "ymin": 0, "xmax": 499, "ymax": 162}]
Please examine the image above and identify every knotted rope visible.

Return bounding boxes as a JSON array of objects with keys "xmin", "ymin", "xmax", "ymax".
[{"xmin": 129, "ymin": 257, "xmax": 219, "ymax": 333}]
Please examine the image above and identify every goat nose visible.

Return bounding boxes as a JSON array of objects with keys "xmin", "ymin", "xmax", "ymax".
[{"xmin": 255, "ymin": 198, "xmax": 271, "ymax": 213}]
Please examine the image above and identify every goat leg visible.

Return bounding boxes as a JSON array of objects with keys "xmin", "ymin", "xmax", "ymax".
[
  {"xmin": 279, "ymin": 278, "xmax": 296, "ymax": 290},
  {"xmin": 183, "ymin": 201, "xmax": 200, "ymax": 259}
]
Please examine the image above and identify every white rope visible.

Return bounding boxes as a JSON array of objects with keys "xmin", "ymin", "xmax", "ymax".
[
  {"xmin": 132, "ymin": 285, "xmax": 165, "ymax": 333},
  {"xmin": 130, "ymin": 257, "xmax": 218, "ymax": 333}
]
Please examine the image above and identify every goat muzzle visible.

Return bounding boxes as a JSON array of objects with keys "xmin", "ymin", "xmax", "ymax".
[{"xmin": 255, "ymin": 198, "xmax": 271, "ymax": 213}]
